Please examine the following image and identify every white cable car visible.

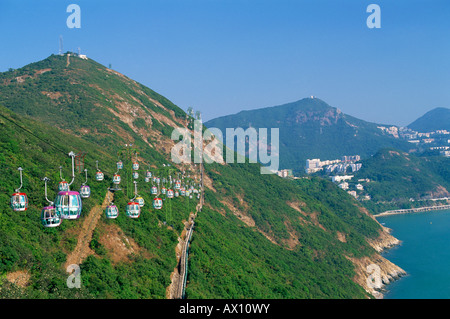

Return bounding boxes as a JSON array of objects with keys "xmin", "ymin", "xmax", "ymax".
[
  {"xmin": 167, "ymin": 189, "xmax": 174, "ymax": 199},
  {"xmin": 95, "ymin": 161, "xmax": 104, "ymax": 181},
  {"xmin": 151, "ymin": 186, "xmax": 158, "ymax": 195},
  {"xmin": 80, "ymin": 169, "xmax": 91, "ymax": 199},
  {"xmin": 80, "ymin": 185, "xmax": 91, "ymax": 199},
  {"xmin": 10, "ymin": 167, "xmax": 28, "ymax": 212},
  {"xmin": 58, "ymin": 180, "xmax": 69, "ymax": 192},
  {"xmin": 55, "ymin": 191, "xmax": 82, "ymax": 220},
  {"xmin": 161, "ymin": 187, "xmax": 166, "ymax": 195},
  {"xmin": 146, "ymin": 171, "xmax": 152, "ymax": 178},
  {"xmin": 174, "ymin": 191, "xmax": 179, "ymax": 197},
  {"xmin": 153, "ymin": 197, "xmax": 163, "ymax": 210},
  {"xmin": 136, "ymin": 196, "xmax": 145, "ymax": 207},
  {"xmin": 96, "ymin": 171, "xmax": 104, "ymax": 181},
  {"xmin": 132, "ymin": 171, "xmax": 139, "ymax": 179},
  {"xmin": 175, "ymin": 181, "xmax": 181, "ymax": 190},
  {"xmin": 105, "ymin": 204, "xmax": 119, "ymax": 219},
  {"xmin": 126, "ymin": 201, "xmax": 140, "ymax": 218},
  {"xmin": 40, "ymin": 177, "xmax": 61, "ymax": 227},
  {"xmin": 41, "ymin": 205, "xmax": 61, "ymax": 227},
  {"xmin": 113, "ymin": 174, "xmax": 121, "ymax": 185}
]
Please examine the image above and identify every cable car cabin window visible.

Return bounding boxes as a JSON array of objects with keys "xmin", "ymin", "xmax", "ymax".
[{"xmin": 11, "ymin": 194, "xmax": 28, "ymax": 211}]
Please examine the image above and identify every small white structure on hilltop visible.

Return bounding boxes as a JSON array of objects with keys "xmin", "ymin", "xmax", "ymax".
[{"xmin": 79, "ymin": 54, "xmax": 87, "ymax": 60}]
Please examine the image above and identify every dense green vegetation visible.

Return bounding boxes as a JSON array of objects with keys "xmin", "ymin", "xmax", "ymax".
[
  {"xmin": 0, "ymin": 102, "xmax": 194, "ymax": 298},
  {"xmin": 205, "ymin": 97, "xmax": 412, "ymax": 172},
  {"xmin": 355, "ymin": 148, "xmax": 450, "ymax": 213},
  {"xmin": 186, "ymin": 162, "xmax": 382, "ymax": 298},
  {"xmin": 0, "ymin": 55, "xmax": 394, "ymax": 299}
]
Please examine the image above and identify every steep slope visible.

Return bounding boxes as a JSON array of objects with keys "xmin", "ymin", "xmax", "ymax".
[
  {"xmin": 0, "ymin": 53, "xmax": 185, "ymax": 162},
  {"xmin": 0, "ymin": 55, "xmax": 404, "ymax": 299},
  {"xmin": 408, "ymin": 107, "xmax": 450, "ymax": 132},
  {"xmin": 187, "ymin": 163, "xmax": 404, "ymax": 298},
  {"xmin": 205, "ymin": 97, "xmax": 412, "ymax": 172}
]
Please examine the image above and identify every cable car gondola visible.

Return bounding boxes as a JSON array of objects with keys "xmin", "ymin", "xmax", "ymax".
[
  {"xmin": 55, "ymin": 191, "xmax": 82, "ymax": 220},
  {"xmin": 153, "ymin": 197, "xmax": 163, "ymax": 210},
  {"xmin": 113, "ymin": 174, "xmax": 121, "ymax": 185},
  {"xmin": 126, "ymin": 181, "xmax": 141, "ymax": 218},
  {"xmin": 167, "ymin": 189, "xmax": 174, "ymax": 199},
  {"xmin": 95, "ymin": 160, "xmax": 104, "ymax": 181},
  {"xmin": 105, "ymin": 203, "xmax": 119, "ymax": 219},
  {"xmin": 40, "ymin": 177, "xmax": 61, "ymax": 227},
  {"xmin": 151, "ymin": 186, "xmax": 158, "ymax": 195},
  {"xmin": 10, "ymin": 167, "xmax": 28, "ymax": 212},
  {"xmin": 80, "ymin": 169, "xmax": 91, "ymax": 199},
  {"xmin": 55, "ymin": 152, "xmax": 82, "ymax": 220},
  {"xmin": 58, "ymin": 180, "xmax": 69, "ymax": 192},
  {"xmin": 136, "ymin": 196, "xmax": 145, "ymax": 207},
  {"xmin": 126, "ymin": 201, "xmax": 140, "ymax": 218}
]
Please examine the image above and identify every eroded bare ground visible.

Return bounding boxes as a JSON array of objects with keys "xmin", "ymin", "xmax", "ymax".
[{"xmin": 64, "ymin": 190, "xmax": 113, "ymax": 269}]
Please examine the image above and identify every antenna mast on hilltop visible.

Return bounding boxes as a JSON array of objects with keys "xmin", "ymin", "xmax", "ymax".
[{"xmin": 59, "ymin": 35, "xmax": 63, "ymax": 55}]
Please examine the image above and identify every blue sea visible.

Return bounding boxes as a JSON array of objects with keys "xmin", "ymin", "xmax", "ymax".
[{"xmin": 377, "ymin": 209, "xmax": 450, "ymax": 299}]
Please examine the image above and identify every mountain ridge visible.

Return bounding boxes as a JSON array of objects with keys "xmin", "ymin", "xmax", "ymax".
[
  {"xmin": 407, "ymin": 107, "xmax": 450, "ymax": 132},
  {"xmin": 205, "ymin": 97, "xmax": 412, "ymax": 171}
]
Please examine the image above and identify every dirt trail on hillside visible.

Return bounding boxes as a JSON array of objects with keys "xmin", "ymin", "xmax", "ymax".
[{"xmin": 64, "ymin": 191, "xmax": 113, "ymax": 269}]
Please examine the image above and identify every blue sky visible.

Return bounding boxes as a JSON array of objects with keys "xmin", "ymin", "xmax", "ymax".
[{"xmin": 0, "ymin": 0, "xmax": 449, "ymax": 126}]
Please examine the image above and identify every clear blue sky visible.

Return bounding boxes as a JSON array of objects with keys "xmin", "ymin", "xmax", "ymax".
[{"xmin": 0, "ymin": 0, "xmax": 449, "ymax": 126}]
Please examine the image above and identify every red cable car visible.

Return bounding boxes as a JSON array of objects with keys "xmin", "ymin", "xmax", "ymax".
[
  {"xmin": 126, "ymin": 201, "xmax": 141, "ymax": 218},
  {"xmin": 153, "ymin": 198, "xmax": 163, "ymax": 210}
]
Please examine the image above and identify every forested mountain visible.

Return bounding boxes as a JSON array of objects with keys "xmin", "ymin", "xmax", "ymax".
[
  {"xmin": 408, "ymin": 107, "xmax": 450, "ymax": 132},
  {"xmin": 205, "ymin": 97, "xmax": 412, "ymax": 172},
  {"xmin": 0, "ymin": 54, "xmax": 403, "ymax": 299}
]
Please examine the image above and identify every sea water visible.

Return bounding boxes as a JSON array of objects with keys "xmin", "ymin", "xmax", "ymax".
[{"xmin": 377, "ymin": 209, "xmax": 450, "ymax": 299}]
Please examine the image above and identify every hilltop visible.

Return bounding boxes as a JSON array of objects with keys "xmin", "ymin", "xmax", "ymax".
[
  {"xmin": 205, "ymin": 97, "xmax": 412, "ymax": 172},
  {"xmin": 408, "ymin": 107, "xmax": 450, "ymax": 132},
  {"xmin": 0, "ymin": 54, "xmax": 404, "ymax": 299}
]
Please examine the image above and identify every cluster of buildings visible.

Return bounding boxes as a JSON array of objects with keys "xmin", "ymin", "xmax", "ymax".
[
  {"xmin": 398, "ymin": 127, "xmax": 450, "ymax": 157},
  {"xmin": 276, "ymin": 169, "xmax": 293, "ymax": 178},
  {"xmin": 305, "ymin": 155, "xmax": 362, "ymax": 174}
]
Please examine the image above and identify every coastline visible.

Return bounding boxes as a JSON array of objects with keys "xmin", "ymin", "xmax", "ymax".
[
  {"xmin": 350, "ymin": 207, "xmax": 407, "ymax": 299},
  {"xmin": 375, "ymin": 204, "xmax": 450, "ymax": 218}
]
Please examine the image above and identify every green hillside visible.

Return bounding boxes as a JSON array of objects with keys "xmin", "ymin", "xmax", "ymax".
[
  {"xmin": 0, "ymin": 103, "xmax": 193, "ymax": 298},
  {"xmin": 355, "ymin": 149, "xmax": 450, "ymax": 213},
  {"xmin": 0, "ymin": 55, "xmax": 402, "ymax": 299},
  {"xmin": 187, "ymin": 163, "xmax": 383, "ymax": 298},
  {"xmin": 205, "ymin": 98, "xmax": 412, "ymax": 172}
]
